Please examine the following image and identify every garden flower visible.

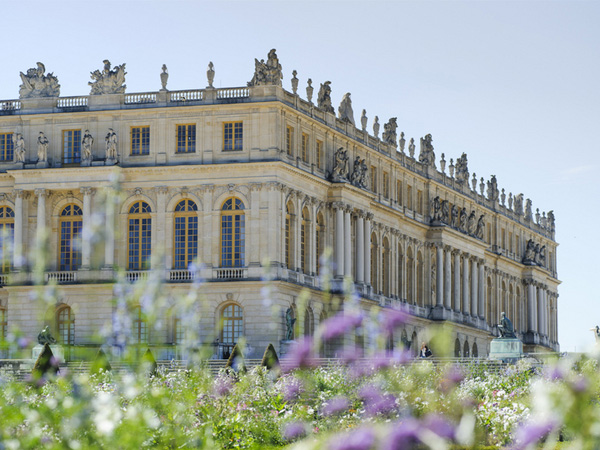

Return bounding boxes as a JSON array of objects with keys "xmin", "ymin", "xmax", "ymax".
[
  {"xmin": 422, "ymin": 413, "xmax": 456, "ymax": 440},
  {"xmin": 359, "ymin": 384, "xmax": 397, "ymax": 416},
  {"xmin": 321, "ymin": 312, "xmax": 364, "ymax": 341},
  {"xmin": 329, "ymin": 427, "xmax": 375, "ymax": 450},
  {"xmin": 286, "ymin": 337, "xmax": 317, "ymax": 370},
  {"xmin": 322, "ymin": 396, "xmax": 350, "ymax": 416},
  {"xmin": 382, "ymin": 418, "xmax": 421, "ymax": 450},
  {"xmin": 283, "ymin": 421, "xmax": 307, "ymax": 440},
  {"xmin": 511, "ymin": 418, "xmax": 557, "ymax": 449},
  {"xmin": 381, "ymin": 308, "xmax": 408, "ymax": 335},
  {"xmin": 282, "ymin": 375, "xmax": 304, "ymax": 402}
]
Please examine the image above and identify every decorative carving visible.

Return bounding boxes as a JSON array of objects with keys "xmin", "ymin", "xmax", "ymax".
[
  {"xmin": 467, "ymin": 211, "xmax": 477, "ymax": 235},
  {"xmin": 207, "ymin": 62, "xmax": 215, "ymax": 88},
  {"xmin": 133, "ymin": 188, "xmax": 143, "ymax": 196},
  {"xmin": 350, "ymin": 157, "xmax": 363, "ymax": 187},
  {"xmin": 89, "ymin": 60, "xmax": 127, "ymax": 95},
  {"xmin": 331, "ymin": 147, "xmax": 349, "ymax": 182},
  {"xmin": 81, "ymin": 130, "xmax": 94, "ymax": 166},
  {"xmin": 155, "ymin": 186, "xmax": 168, "ymax": 195},
  {"xmin": 441, "ymin": 200, "xmax": 449, "ymax": 223},
  {"xmin": 459, "ymin": 208, "xmax": 467, "ymax": 232},
  {"xmin": 498, "ymin": 312, "xmax": 516, "ymax": 339},
  {"xmin": 455, "ymin": 153, "xmax": 469, "ymax": 184},
  {"xmin": 317, "ymin": 81, "xmax": 334, "ymax": 113},
  {"xmin": 500, "ymin": 188, "xmax": 506, "ymax": 206},
  {"xmin": 13, "ymin": 133, "xmax": 25, "ymax": 163},
  {"xmin": 105, "ymin": 128, "xmax": 118, "ymax": 162},
  {"xmin": 471, "ymin": 173, "xmax": 477, "ymax": 192},
  {"xmin": 487, "ymin": 175, "xmax": 499, "ymax": 202},
  {"xmin": 408, "ymin": 138, "xmax": 415, "ymax": 158},
  {"xmin": 450, "ymin": 205, "xmax": 459, "ymax": 228},
  {"xmin": 306, "ymin": 79, "xmax": 313, "ymax": 104},
  {"xmin": 37, "ymin": 132, "xmax": 48, "ymax": 163},
  {"xmin": 525, "ymin": 199, "xmax": 533, "ymax": 221},
  {"xmin": 430, "ymin": 196, "xmax": 441, "ymax": 223},
  {"xmin": 547, "ymin": 211, "xmax": 555, "ymax": 232},
  {"xmin": 440, "ymin": 153, "xmax": 446, "ymax": 173},
  {"xmin": 418, "ymin": 134, "xmax": 436, "ymax": 167},
  {"xmin": 80, "ymin": 187, "xmax": 95, "ymax": 197},
  {"xmin": 338, "ymin": 93, "xmax": 355, "ymax": 126},
  {"xmin": 19, "ymin": 62, "xmax": 60, "ymax": 99},
  {"xmin": 291, "ymin": 70, "xmax": 298, "ymax": 95},
  {"xmin": 37, "ymin": 325, "xmax": 57, "ymax": 345},
  {"xmin": 248, "ymin": 49, "xmax": 282, "ymax": 87},
  {"xmin": 514, "ymin": 193, "xmax": 524, "ymax": 215},
  {"xmin": 508, "ymin": 192, "xmax": 513, "ymax": 210},
  {"xmin": 399, "ymin": 132, "xmax": 406, "ymax": 153},
  {"xmin": 373, "ymin": 116, "xmax": 380, "ymax": 139},
  {"xmin": 160, "ymin": 64, "xmax": 169, "ymax": 90},
  {"xmin": 475, "ymin": 215, "xmax": 485, "ymax": 240},
  {"xmin": 523, "ymin": 239, "xmax": 536, "ymax": 265},
  {"xmin": 382, "ymin": 118, "xmax": 398, "ymax": 147},
  {"xmin": 360, "ymin": 110, "xmax": 367, "ymax": 132}
]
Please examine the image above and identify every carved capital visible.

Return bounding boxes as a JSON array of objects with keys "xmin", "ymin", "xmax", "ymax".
[
  {"xmin": 180, "ymin": 186, "xmax": 189, "ymax": 197},
  {"xmin": 80, "ymin": 187, "xmax": 95, "ymax": 197},
  {"xmin": 249, "ymin": 183, "xmax": 262, "ymax": 192},
  {"xmin": 14, "ymin": 189, "xmax": 27, "ymax": 199},
  {"xmin": 154, "ymin": 186, "xmax": 168, "ymax": 196},
  {"xmin": 199, "ymin": 184, "xmax": 215, "ymax": 194},
  {"xmin": 356, "ymin": 209, "xmax": 366, "ymax": 219},
  {"xmin": 365, "ymin": 212, "xmax": 374, "ymax": 221},
  {"xmin": 331, "ymin": 201, "xmax": 344, "ymax": 210},
  {"xmin": 34, "ymin": 188, "xmax": 50, "ymax": 198}
]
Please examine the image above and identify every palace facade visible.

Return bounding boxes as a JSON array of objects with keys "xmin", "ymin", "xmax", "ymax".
[{"xmin": 0, "ymin": 52, "xmax": 559, "ymax": 360}]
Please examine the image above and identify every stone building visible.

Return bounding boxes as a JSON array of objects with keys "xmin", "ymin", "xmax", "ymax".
[{"xmin": 0, "ymin": 52, "xmax": 559, "ymax": 360}]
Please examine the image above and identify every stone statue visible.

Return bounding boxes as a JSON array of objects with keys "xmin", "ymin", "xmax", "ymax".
[
  {"xmin": 338, "ymin": 93, "xmax": 355, "ymax": 126},
  {"xmin": 373, "ymin": 116, "xmax": 380, "ymax": 138},
  {"xmin": 331, "ymin": 147, "xmax": 349, "ymax": 181},
  {"xmin": 467, "ymin": 211, "xmax": 477, "ymax": 235},
  {"xmin": 160, "ymin": 64, "xmax": 169, "ymax": 90},
  {"xmin": 471, "ymin": 173, "xmax": 477, "ymax": 192},
  {"xmin": 459, "ymin": 208, "xmax": 467, "ymax": 232},
  {"xmin": 399, "ymin": 132, "xmax": 406, "ymax": 153},
  {"xmin": 431, "ymin": 196, "xmax": 441, "ymax": 223},
  {"xmin": 419, "ymin": 134, "xmax": 436, "ymax": 168},
  {"xmin": 514, "ymin": 194, "xmax": 524, "ymax": 215},
  {"xmin": 450, "ymin": 205, "xmax": 459, "ymax": 228},
  {"xmin": 455, "ymin": 153, "xmax": 469, "ymax": 185},
  {"xmin": 508, "ymin": 193, "xmax": 513, "ymax": 211},
  {"xmin": 360, "ymin": 110, "xmax": 368, "ymax": 132},
  {"xmin": 500, "ymin": 188, "xmax": 506, "ymax": 206},
  {"xmin": 547, "ymin": 211, "xmax": 555, "ymax": 232},
  {"xmin": 498, "ymin": 312, "xmax": 516, "ymax": 339},
  {"xmin": 441, "ymin": 200, "xmax": 449, "ymax": 224},
  {"xmin": 408, "ymin": 138, "xmax": 415, "ymax": 158},
  {"xmin": 382, "ymin": 118, "xmax": 398, "ymax": 147},
  {"xmin": 82, "ymin": 130, "xmax": 94, "ymax": 165},
  {"xmin": 38, "ymin": 325, "xmax": 57, "ymax": 345},
  {"xmin": 37, "ymin": 132, "xmax": 49, "ymax": 162},
  {"xmin": 479, "ymin": 177, "xmax": 485, "ymax": 196},
  {"xmin": 317, "ymin": 81, "xmax": 334, "ymax": 113},
  {"xmin": 306, "ymin": 79, "xmax": 314, "ymax": 104},
  {"xmin": 248, "ymin": 49, "xmax": 283, "ymax": 87},
  {"xmin": 487, "ymin": 175, "xmax": 499, "ymax": 202},
  {"xmin": 350, "ymin": 156, "xmax": 362, "ymax": 186},
  {"xmin": 523, "ymin": 239, "xmax": 536, "ymax": 264},
  {"xmin": 440, "ymin": 153, "xmax": 446, "ymax": 173},
  {"xmin": 291, "ymin": 70, "xmax": 299, "ymax": 94},
  {"xmin": 89, "ymin": 60, "xmax": 127, "ymax": 95},
  {"xmin": 19, "ymin": 62, "xmax": 60, "ymax": 98},
  {"xmin": 105, "ymin": 128, "xmax": 118, "ymax": 162},
  {"xmin": 13, "ymin": 133, "xmax": 25, "ymax": 163},
  {"xmin": 359, "ymin": 159, "xmax": 369, "ymax": 189},
  {"xmin": 538, "ymin": 245, "xmax": 546, "ymax": 266},
  {"xmin": 285, "ymin": 307, "xmax": 296, "ymax": 341},
  {"xmin": 475, "ymin": 215, "xmax": 485, "ymax": 240},
  {"xmin": 525, "ymin": 199, "xmax": 533, "ymax": 221},
  {"xmin": 207, "ymin": 62, "xmax": 215, "ymax": 88}
]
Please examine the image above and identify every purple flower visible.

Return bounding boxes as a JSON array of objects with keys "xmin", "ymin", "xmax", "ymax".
[
  {"xmin": 512, "ymin": 419, "xmax": 557, "ymax": 449},
  {"xmin": 423, "ymin": 414, "xmax": 455, "ymax": 440},
  {"xmin": 382, "ymin": 309, "xmax": 408, "ymax": 335},
  {"xmin": 329, "ymin": 427, "xmax": 375, "ymax": 450},
  {"xmin": 440, "ymin": 365, "xmax": 465, "ymax": 392},
  {"xmin": 283, "ymin": 421, "xmax": 306, "ymax": 441},
  {"xmin": 213, "ymin": 375, "xmax": 234, "ymax": 397},
  {"xmin": 544, "ymin": 365, "xmax": 565, "ymax": 381},
  {"xmin": 321, "ymin": 312, "xmax": 364, "ymax": 341},
  {"xmin": 359, "ymin": 385, "xmax": 397, "ymax": 416},
  {"xmin": 282, "ymin": 376, "xmax": 304, "ymax": 402},
  {"xmin": 322, "ymin": 396, "xmax": 350, "ymax": 416},
  {"xmin": 571, "ymin": 375, "xmax": 588, "ymax": 393},
  {"xmin": 285, "ymin": 337, "xmax": 317, "ymax": 370},
  {"xmin": 383, "ymin": 418, "xmax": 421, "ymax": 450},
  {"xmin": 18, "ymin": 337, "xmax": 31, "ymax": 349}
]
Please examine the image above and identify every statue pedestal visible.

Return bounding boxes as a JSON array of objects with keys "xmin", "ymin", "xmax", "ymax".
[
  {"xmin": 36, "ymin": 161, "xmax": 49, "ymax": 169},
  {"xmin": 488, "ymin": 338, "xmax": 523, "ymax": 363},
  {"xmin": 20, "ymin": 97, "xmax": 58, "ymax": 112},
  {"xmin": 88, "ymin": 93, "xmax": 124, "ymax": 110},
  {"xmin": 280, "ymin": 340, "xmax": 298, "ymax": 358},
  {"xmin": 31, "ymin": 344, "xmax": 65, "ymax": 363},
  {"xmin": 105, "ymin": 158, "xmax": 118, "ymax": 166}
]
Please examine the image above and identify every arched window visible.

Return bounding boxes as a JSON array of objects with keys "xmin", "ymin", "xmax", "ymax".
[
  {"xmin": 463, "ymin": 340, "xmax": 470, "ymax": 358},
  {"xmin": 174, "ymin": 199, "xmax": 198, "ymax": 270},
  {"xmin": 0, "ymin": 207, "xmax": 14, "ymax": 273},
  {"xmin": 221, "ymin": 303, "xmax": 243, "ymax": 345},
  {"xmin": 472, "ymin": 342, "xmax": 478, "ymax": 358},
  {"xmin": 285, "ymin": 201, "xmax": 294, "ymax": 269},
  {"xmin": 59, "ymin": 204, "xmax": 82, "ymax": 271},
  {"xmin": 416, "ymin": 251, "xmax": 424, "ymax": 307},
  {"xmin": 301, "ymin": 208, "xmax": 309, "ymax": 274},
  {"xmin": 304, "ymin": 306, "xmax": 314, "ymax": 337},
  {"xmin": 56, "ymin": 305, "xmax": 74, "ymax": 345},
  {"xmin": 382, "ymin": 237, "xmax": 390, "ymax": 297},
  {"xmin": 132, "ymin": 305, "xmax": 147, "ymax": 344},
  {"xmin": 316, "ymin": 212, "xmax": 325, "ymax": 273},
  {"xmin": 128, "ymin": 201, "xmax": 152, "ymax": 270},
  {"xmin": 221, "ymin": 198, "xmax": 245, "ymax": 268},
  {"xmin": 454, "ymin": 338, "xmax": 461, "ymax": 357},
  {"xmin": 411, "ymin": 331, "xmax": 418, "ymax": 356},
  {"xmin": 370, "ymin": 233, "xmax": 378, "ymax": 293}
]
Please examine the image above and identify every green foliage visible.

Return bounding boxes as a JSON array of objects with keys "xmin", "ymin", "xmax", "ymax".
[
  {"xmin": 261, "ymin": 343, "xmax": 280, "ymax": 371},
  {"xmin": 90, "ymin": 348, "xmax": 112, "ymax": 374},
  {"xmin": 31, "ymin": 343, "xmax": 59, "ymax": 382}
]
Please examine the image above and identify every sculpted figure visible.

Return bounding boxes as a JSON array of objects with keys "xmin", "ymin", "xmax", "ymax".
[
  {"xmin": 291, "ymin": 70, "xmax": 299, "ymax": 94},
  {"xmin": 89, "ymin": 60, "xmax": 127, "ymax": 95},
  {"xmin": 525, "ymin": 199, "xmax": 533, "ymax": 220},
  {"xmin": 160, "ymin": 64, "xmax": 169, "ymax": 90},
  {"xmin": 37, "ymin": 132, "xmax": 49, "ymax": 162},
  {"xmin": 441, "ymin": 200, "xmax": 449, "ymax": 224},
  {"xmin": 475, "ymin": 215, "xmax": 485, "ymax": 240},
  {"xmin": 13, "ymin": 133, "xmax": 25, "ymax": 163},
  {"xmin": 373, "ymin": 116, "xmax": 380, "ymax": 138},
  {"xmin": 514, "ymin": 193, "xmax": 524, "ymax": 215},
  {"xmin": 455, "ymin": 153, "xmax": 469, "ymax": 184},
  {"xmin": 382, "ymin": 118, "xmax": 398, "ymax": 146},
  {"xmin": 523, "ymin": 239, "xmax": 536, "ymax": 263},
  {"xmin": 487, "ymin": 175, "xmax": 499, "ymax": 202},
  {"xmin": 399, "ymin": 132, "xmax": 406, "ymax": 153},
  {"xmin": 359, "ymin": 159, "xmax": 369, "ymax": 189},
  {"xmin": 459, "ymin": 208, "xmax": 467, "ymax": 232},
  {"xmin": 467, "ymin": 211, "xmax": 477, "ymax": 235},
  {"xmin": 285, "ymin": 307, "xmax": 296, "ymax": 341},
  {"xmin": 317, "ymin": 81, "xmax": 334, "ymax": 113},
  {"xmin": 338, "ymin": 93, "xmax": 355, "ymax": 126},
  {"xmin": 19, "ymin": 62, "xmax": 60, "ymax": 98},
  {"xmin": 38, "ymin": 325, "xmax": 57, "ymax": 345},
  {"xmin": 248, "ymin": 49, "xmax": 283, "ymax": 87},
  {"xmin": 82, "ymin": 130, "xmax": 94, "ymax": 165},
  {"xmin": 450, "ymin": 205, "xmax": 459, "ymax": 228},
  {"xmin": 331, "ymin": 147, "xmax": 349, "ymax": 181},
  {"xmin": 547, "ymin": 210, "xmax": 555, "ymax": 232},
  {"xmin": 419, "ymin": 134, "xmax": 436, "ymax": 167},
  {"xmin": 431, "ymin": 196, "xmax": 441, "ymax": 223},
  {"xmin": 498, "ymin": 312, "xmax": 516, "ymax": 339},
  {"xmin": 207, "ymin": 62, "xmax": 215, "ymax": 88},
  {"xmin": 538, "ymin": 245, "xmax": 546, "ymax": 266},
  {"xmin": 306, "ymin": 79, "xmax": 314, "ymax": 104},
  {"xmin": 350, "ymin": 156, "xmax": 362, "ymax": 186},
  {"xmin": 360, "ymin": 109, "xmax": 368, "ymax": 131},
  {"xmin": 105, "ymin": 128, "xmax": 118, "ymax": 161},
  {"xmin": 508, "ymin": 192, "xmax": 514, "ymax": 210},
  {"xmin": 408, "ymin": 138, "xmax": 415, "ymax": 158}
]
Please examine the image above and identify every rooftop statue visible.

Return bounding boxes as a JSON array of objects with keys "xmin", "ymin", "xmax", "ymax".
[
  {"xmin": 419, "ymin": 134, "xmax": 436, "ymax": 168},
  {"xmin": 408, "ymin": 137, "xmax": 415, "ymax": 158},
  {"xmin": 525, "ymin": 198, "xmax": 533, "ymax": 221},
  {"xmin": 285, "ymin": 307, "xmax": 296, "ymax": 341},
  {"xmin": 105, "ymin": 128, "xmax": 118, "ymax": 162},
  {"xmin": 207, "ymin": 62, "xmax": 215, "ymax": 88},
  {"xmin": 19, "ymin": 62, "xmax": 60, "ymax": 99},
  {"xmin": 373, "ymin": 116, "xmax": 380, "ymax": 139},
  {"xmin": 248, "ymin": 49, "xmax": 282, "ymax": 87},
  {"xmin": 317, "ymin": 81, "xmax": 334, "ymax": 113},
  {"xmin": 338, "ymin": 93, "xmax": 355, "ymax": 126},
  {"xmin": 89, "ymin": 60, "xmax": 127, "ymax": 95},
  {"xmin": 399, "ymin": 132, "xmax": 406, "ymax": 153},
  {"xmin": 487, "ymin": 175, "xmax": 499, "ymax": 202},
  {"xmin": 476, "ymin": 215, "xmax": 485, "ymax": 240},
  {"xmin": 498, "ymin": 312, "xmax": 517, "ymax": 339},
  {"xmin": 360, "ymin": 110, "xmax": 368, "ymax": 131},
  {"xmin": 38, "ymin": 325, "xmax": 57, "ymax": 345},
  {"xmin": 455, "ymin": 153, "xmax": 469, "ymax": 184},
  {"xmin": 160, "ymin": 64, "xmax": 169, "ymax": 90},
  {"xmin": 514, "ymin": 193, "xmax": 524, "ymax": 215},
  {"xmin": 382, "ymin": 118, "xmax": 398, "ymax": 147}
]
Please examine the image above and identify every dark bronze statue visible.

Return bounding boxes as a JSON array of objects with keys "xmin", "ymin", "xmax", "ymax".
[
  {"xmin": 498, "ymin": 312, "xmax": 516, "ymax": 339},
  {"xmin": 37, "ymin": 326, "xmax": 57, "ymax": 345}
]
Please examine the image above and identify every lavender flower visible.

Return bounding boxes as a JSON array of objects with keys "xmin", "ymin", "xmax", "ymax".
[
  {"xmin": 321, "ymin": 312, "xmax": 364, "ymax": 341},
  {"xmin": 359, "ymin": 384, "xmax": 397, "ymax": 416},
  {"xmin": 381, "ymin": 308, "xmax": 408, "ymax": 335},
  {"xmin": 422, "ymin": 413, "xmax": 456, "ymax": 440},
  {"xmin": 329, "ymin": 427, "xmax": 375, "ymax": 450},
  {"xmin": 382, "ymin": 418, "xmax": 421, "ymax": 450},
  {"xmin": 285, "ymin": 337, "xmax": 316, "ymax": 370},
  {"xmin": 283, "ymin": 421, "xmax": 306, "ymax": 441},
  {"xmin": 322, "ymin": 396, "xmax": 350, "ymax": 416},
  {"xmin": 213, "ymin": 374, "xmax": 234, "ymax": 397},
  {"xmin": 282, "ymin": 376, "xmax": 304, "ymax": 402},
  {"xmin": 512, "ymin": 419, "xmax": 557, "ymax": 449}
]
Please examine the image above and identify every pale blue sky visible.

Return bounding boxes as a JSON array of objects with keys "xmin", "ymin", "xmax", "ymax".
[{"xmin": 1, "ymin": 0, "xmax": 598, "ymax": 352}]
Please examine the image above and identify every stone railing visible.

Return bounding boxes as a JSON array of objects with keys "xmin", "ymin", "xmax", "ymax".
[
  {"xmin": 125, "ymin": 270, "xmax": 149, "ymax": 283},
  {"xmin": 46, "ymin": 271, "xmax": 77, "ymax": 283},
  {"xmin": 168, "ymin": 269, "xmax": 196, "ymax": 282},
  {"xmin": 124, "ymin": 93, "xmax": 156, "ymax": 104},
  {"xmin": 0, "ymin": 100, "xmax": 20, "ymax": 112},
  {"xmin": 217, "ymin": 87, "xmax": 249, "ymax": 99},
  {"xmin": 169, "ymin": 89, "xmax": 204, "ymax": 102},
  {"xmin": 0, "ymin": 274, "xmax": 8, "ymax": 286},
  {"xmin": 214, "ymin": 267, "xmax": 247, "ymax": 280},
  {"xmin": 57, "ymin": 96, "xmax": 88, "ymax": 108}
]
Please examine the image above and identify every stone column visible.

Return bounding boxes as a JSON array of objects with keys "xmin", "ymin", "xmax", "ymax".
[
  {"xmin": 334, "ymin": 202, "xmax": 344, "ymax": 278},
  {"xmin": 266, "ymin": 183, "xmax": 278, "ymax": 265},
  {"xmin": 104, "ymin": 189, "xmax": 116, "ymax": 268},
  {"xmin": 80, "ymin": 187, "xmax": 95, "ymax": 269},
  {"xmin": 478, "ymin": 261, "xmax": 485, "ymax": 319},
  {"xmin": 35, "ymin": 188, "xmax": 48, "ymax": 239},
  {"xmin": 471, "ymin": 258, "xmax": 478, "ymax": 317},
  {"xmin": 436, "ymin": 245, "xmax": 444, "ymax": 307},
  {"xmin": 364, "ymin": 213, "xmax": 372, "ymax": 285},
  {"xmin": 453, "ymin": 251, "xmax": 461, "ymax": 311},
  {"xmin": 154, "ymin": 186, "xmax": 168, "ymax": 269},
  {"xmin": 13, "ymin": 190, "xmax": 25, "ymax": 269},
  {"xmin": 462, "ymin": 255, "xmax": 470, "ymax": 315},
  {"xmin": 526, "ymin": 280, "xmax": 536, "ymax": 332},
  {"xmin": 537, "ymin": 285, "xmax": 544, "ymax": 336},
  {"xmin": 344, "ymin": 206, "xmax": 352, "ymax": 277},
  {"xmin": 249, "ymin": 184, "xmax": 261, "ymax": 269},
  {"xmin": 444, "ymin": 247, "xmax": 451, "ymax": 309},
  {"xmin": 356, "ymin": 212, "xmax": 364, "ymax": 283}
]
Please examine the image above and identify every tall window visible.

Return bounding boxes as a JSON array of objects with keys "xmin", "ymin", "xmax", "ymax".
[
  {"xmin": 128, "ymin": 201, "xmax": 152, "ymax": 270},
  {"xmin": 63, "ymin": 129, "xmax": 82, "ymax": 164},
  {"xmin": 301, "ymin": 133, "xmax": 309, "ymax": 162},
  {"xmin": 0, "ymin": 206, "xmax": 14, "ymax": 273},
  {"xmin": 397, "ymin": 180, "xmax": 402, "ymax": 206},
  {"xmin": 223, "ymin": 122, "xmax": 243, "ymax": 151},
  {"xmin": 173, "ymin": 315, "xmax": 184, "ymax": 345},
  {"xmin": 176, "ymin": 124, "xmax": 196, "ymax": 153},
  {"xmin": 407, "ymin": 185, "xmax": 413, "ymax": 210},
  {"xmin": 304, "ymin": 307, "xmax": 314, "ymax": 336},
  {"xmin": 56, "ymin": 305, "xmax": 74, "ymax": 345},
  {"xmin": 316, "ymin": 140, "xmax": 323, "ymax": 169},
  {"xmin": 132, "ymin": 305, "xmax": 147, "ymax": 344},
  {"xmin": 131, "ymin": 126, "xmax": 150, "ymax": 155},
  {"xmin": 221, "ymin": 303, "xmax": 243, "ymax": 344},
  {"xmin": 371, "ymin": 233, "xmax": 378, "ymax": 292},
  {"xmin": 316, "ymin": 212, "xmax": 324, "ymax": 273},
  {"xmin": 383, "ymin": 172, "xmax": 390, "ymax": 198},
  {"xmin": 59, "ymin": 204, "xmax": 82, "ymax": 271},
  {"xmin": 286, "ymin": 126, "xmax": 294, "ymax": 156},
  {"xmin": 301, "ymin": 208, "xmax": 309, "ymax": 274},
  {"xmin": 285, "ymin": 202, "xmax": 294, "ymax": 269},
  {"xmin": 173, "ymin": 199, "xmax": 198, "ymax": 269},
  {"xmin": 220, "ymin": 198, "xmax": 245, "ymax": 267},
  {"xmin": 417, "ymin": 190, "xmax": 423, "ymax": 214},
  {"xmin": 371, "ymin": 166, "xmax": 377, "ymax": 193},
  {"xmin": 0, "ymin": 133, "xmax": 13, "ymax": 162}
]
